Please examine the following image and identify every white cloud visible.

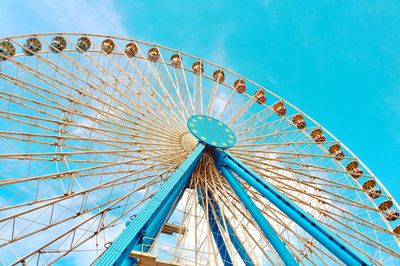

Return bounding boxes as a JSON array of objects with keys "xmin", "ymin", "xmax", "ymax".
[{"xmin": 0, "ymin": 0, "xmax": 128, "ymax": 38}]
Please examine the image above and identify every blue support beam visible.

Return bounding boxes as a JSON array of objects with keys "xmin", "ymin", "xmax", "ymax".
[
  {"xmin": 215, "ymin": 149, "xmax": 371, "ymax": 266},
  {"xmin": 121, "ymin": 183, "xmax": 186, "ymax": 266},
  {"xmin": 198, "ymin": 188, "xmax": 255, "ymax": 266},
  {"xmin": 197, "ymin": 188, "xmax": 234, "ymax": 266},
  {"xmin": 94, "ymin": 144, "xmax": 205, "ymax": 266},
  {"xmin": 219, "ymin": 166, "xmax": 298, "ymax": 266},
  {"xmin": 135, "ymin": 179, "xmax": 187, "ymax": 252}
]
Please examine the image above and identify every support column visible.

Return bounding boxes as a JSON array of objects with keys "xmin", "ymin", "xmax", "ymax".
[
  {"xmin": 198, "ymin": 188, "xmax": 255, "ymax": 266},
  {"xmin": 94, "ymin": 144, "xmax": 205, "ymax": 266},
  {"xmin": 197, "ymin": 188, "xmax": 234, "ymax": 266},
  {"xmin": 135, "ymin": 183, "xmax": 186, "ymax": 253},
  {"xmin": 217, "ymin": 149, "xmax": 371, "ymax": 266},
  {"xmin": 219, "ymin": 166, "xmax": 298, "ymax": 266}
]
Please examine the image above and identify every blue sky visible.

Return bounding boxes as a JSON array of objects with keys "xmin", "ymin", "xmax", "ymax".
[{"xmin": 0, "ymin": 0, "xmax": 399, "ymax": 203}]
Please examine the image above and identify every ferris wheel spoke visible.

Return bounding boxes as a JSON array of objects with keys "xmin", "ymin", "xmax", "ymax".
[
  {"xmin": 117, "ymin": 46, "xmax": 188, "ymax": 129},
  {"xmin": 230, "ymin": 105, "xmax": 276, "ymax": 131},
  {"xmin": 226, "ymin": 98, "xmax": 255, "ymax": 126},
  {"xmin": 1, "ymin": 103, "xmax": 179, "ymax": 144},
  {"xmin": 219, "ymin": 177, "xmax": 354, "ymax": 264},
  {"xmin": 316, "ymin": 206, "xmax": 400, "ymax": 257},
  {"xmin": 247, "ymin": 167, "xmax": 397, "ymax": 239},
  {"xmin": 245, "ymin": 188, "xmax": 352, "ymax": 265},
  {"xmin": 36, "ymin": 37, "xmax": 169, "ymax": 123},
  {"xmin": 231, "ymin": 149, "xmax": 375, "ymax": 178},
  {"xmin": 234, "ymin": 147, "xmax": 393, "ymax": 238},
  {"xmin": 283, "ymin": 186, "xmax": 396, "ymax": 240},
  {"xmin": 238, "ymin": 158, "xmax": 388, "ymax": 214},
  {"xmin": 0, "ymin": 166, "xmax": 170, "ymax": 215},
  {"xmin": 172, "ymin": 183, "xmax": 198, "ymax": 263},
  {"xmin": 204, "ymin": 162, "xmax": 291, "ymax": 265},
  {"xmin": 177, "ymin": 158, "xmax": 229, "ymax": 265},
  {"xmin": 232, "ymin": 153, "xmax": 357, "ymax": 187},
  {"xmin": 193, "ymin": 72, "xmax": 204, "ymax": 115},
  {"xmin": 206, "ymin": 80, "xmax": 220, "ymax": 117},
  {"xmin": 0, "ymin": 160, "xmax": 175, "ymax": 218},
  {"xmin": 0, "ymin": 157, "xmax": 181, "ymax": 222},
  {"xmin": 192, "ymin": 161, "xmax": 215, "ymax": 265},
  {"xmin": 0, "ymin": 133, "xmax": 182, "ymax": 158},
  {"xmin": 8, "ymin": 157, "xmax": 180, "ymax": 265},
  {"xmin": 0, "ymin": 87, "xmax": 130, "ymax": 140},
  {"xmin": 176, "ymin": 55, "xmax": 196, "ymax": 114},
  {"xmin": 129, "ymin": 44, "xmax": 188, "ymax": 126},
  {"xmin": 235, "ymin": 113, "xmax": 297, "ymax": 138},
  {"xmin": 217, "ymin": 85, "xmax": 237, "ymax": 121},
  {"xmin": 236, "ymin": 126, "xmax": 318, "ymax": 144},
  {"xmin": 205, "ymin": 167, "xmax": 274, "ymax": 265},
  {"xmin": 0, "ymin": 150, "xmax": 187, "ymax": 187},
  {"xmin": 0, "ymin": 174, "xmax": 166, "ymax": 250},
  {"xmin": 0, "ymin": 148, "xmax": 182, "ymax": 161},
  {"xmin": 0, "ymin": 130, "xmax": 181, "ymax": 148},
  {"xmin": 213, "ymin": 191, "xmax": 309, "ymax": 266},
  {"xmin": 206, "ymin": 178, "xmax": 289, "ymax": 265},
  {"xmin": 195, "ymin": 187, "xmax": 235, "ymax": 264},
  {"xmin": 0, "ymin": 70, "xmax": 180, "ymax": 144},
  {"xmin": 95, "ymin": 40, "xmax": 186, "ymax": 132},
  {"xmin": 205, "ymin": 166, "xmax": 250, "ymax": 264},
  {"xmin": 225, "ymin": 152, "xmax": 395, "ymax": 241},
  {"xmin": 8, "ymin": 42, "xmax": 182, "ymax": 139},
  {"xmin": 157, "ymin": 51, "xmax": 192, "ymax": 119},
  {"xmin": 13, "ymin": 194, "xmax": 138, "ymax": 265},
  {"xmin": 211, "ymin": 156, "xmax": 382, "ymax": 264},
  {"xmin": 234, "ymin": 140, "xmax": 337, "ymax": 149}
]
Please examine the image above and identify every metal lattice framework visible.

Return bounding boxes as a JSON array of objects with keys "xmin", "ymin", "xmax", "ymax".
[{"xmin": 0, "ymin": 33, "xmax": 399, "ymax": 265}]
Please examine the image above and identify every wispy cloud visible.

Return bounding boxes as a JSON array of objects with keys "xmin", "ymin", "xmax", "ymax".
[{"xmin": 0, "ymin": 0, "xmax": 128, "ymax": 37}]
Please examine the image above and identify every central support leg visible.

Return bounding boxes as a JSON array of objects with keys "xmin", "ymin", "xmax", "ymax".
[
  {"xmin": 197, "ymin": 188, "xmax": 234, "ymax": 266},
  {"xmin": 198, "ymin": 188, "xmax": 255, "ymax": 266},
  {"xmin": 94, "ymin": 144, "xmax": 205, "ymax": 266},
  {"xmin": 219, "ymin": 166, "xmax": 298, "ymax": 266}
]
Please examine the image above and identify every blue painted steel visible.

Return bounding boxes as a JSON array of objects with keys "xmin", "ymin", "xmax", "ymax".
[
  {"xmin": 94, "ymin": 144, "xmax": 205, "ymax": 266},
  {"xmin": 197, "ymin": 188, "xmax": 234, "ymax": 266},
  {"xmin": 135, "ymin": 181, "xmax": 186, "ymax": 251},
  {"xmin": 121, "ymin": 192, "xmax": 184, "ymax": 265},
  {"xmin": 216, "ymin": 150, "xmax": 371, "ymax": 266},
  {"xmin": 187, "ymin": 115, "xmax": 236, "ymax": 148},
  {"xmin": 124, "ymin": 184, "xmax": 186, "ymax": 265},
  {"xmin": 199, "ymin": 188, "xmax": 255, "ymax": 266},
  {"xmin": 224, "ymin": 222, "xmax": 254, "ymax": 266},
  {"xmin": 219, "ymin": 166, "xmax": 298, "ymax": 266}
]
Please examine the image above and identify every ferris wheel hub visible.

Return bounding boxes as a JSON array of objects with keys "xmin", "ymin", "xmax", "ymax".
[{"xmin": 187, "ymin": 115, "xmax": 236, "ymax": 148}]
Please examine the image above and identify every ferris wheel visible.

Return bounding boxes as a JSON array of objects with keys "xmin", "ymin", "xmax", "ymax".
[{"xmin": 0, "ymin": 33, "xmax": 399, "ymax": 266}]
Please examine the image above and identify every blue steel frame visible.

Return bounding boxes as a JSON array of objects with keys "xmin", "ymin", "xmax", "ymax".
[
  {"xmin": 214, "ymin": 149, "xmax": 371, "ymax": 266},
  {"xmin": 198, "ymin": 188, "xmax": 256, "ymax": 266},
  {"xmin": 197, "ymin": 188, "xmax": 234, "ymax": 266},
  {"xmin": 94, "ymin": 144, "xmax": 205, "ymax": 265},
  {"xmin": 219, "ymin": 166, "xmax": 298, "ymax": 266},
  {"xmin": 95, "ymin": 140, "xmax": 371, "ymax": 266}
]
